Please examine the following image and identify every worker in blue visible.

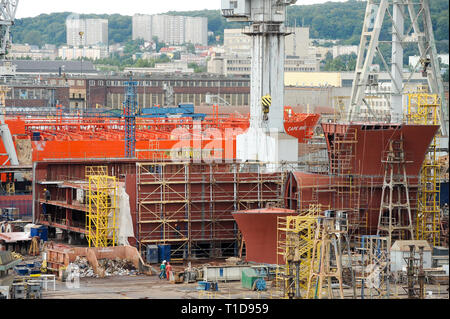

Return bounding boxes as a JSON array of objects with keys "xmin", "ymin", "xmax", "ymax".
[
  {"xmin": 44, "ymin": 188, "xmax": 51, "ymax": 201},
  {"xmin": 159, "ymin": 260, "xmax": 167, "ymax": 279},
  {"xmin": 42, "ymin": 188, "xmax": 51, "ymax": 215}
]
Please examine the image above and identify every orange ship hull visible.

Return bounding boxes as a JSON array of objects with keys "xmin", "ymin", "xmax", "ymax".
[{"xmin": 1, "ymin": 108, "xmax": 320, "ymax": 165}]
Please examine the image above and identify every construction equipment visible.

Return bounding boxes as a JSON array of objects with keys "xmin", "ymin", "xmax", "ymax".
[
  {"xmin": 306, "ymin": 212, "xmax": 346, "ymax": 299},
  {"xmin": 347, "ymin": 0, "xmax": 448, "ymax": 141},
  {"xmin": 403, "ymin": 244, "xmax": 426, "ymax": 299},
  {"xmin": 28, "ymin": 236, "xmax": 40, "ymax": 256},
  {"xmin": 0, "ymin": 1, "xmax": 20, "ymax": 168},
  {"xmin": 11, "ymin": 276, "xmax": 42, "ymax": 299},
  {"xmin": 261, "ymin": 94, "xmax": 272, "ymax": 122},
  {"xmin": 0, "ymin": 0, "xmax": 19, "ymax": 59}
]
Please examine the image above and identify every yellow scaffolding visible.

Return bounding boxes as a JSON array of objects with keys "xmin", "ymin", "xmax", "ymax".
[
  {"xmin": 407, "ymin": 93, "xmax": 441, "ymax": 246},
  {"xmin": 276, "ymin": 204, "xmax": 323, "ymax": 299},
  {"xmin": 85, "ymin": 166, "xmax": 108, "ymax": 177},
  {"xmin": 306, "ymin": 214, "xmax": 345, "ymax": 299},
  {"xmin": 86, "ymin": 168, "xmax": 118, "ymax": 248}
]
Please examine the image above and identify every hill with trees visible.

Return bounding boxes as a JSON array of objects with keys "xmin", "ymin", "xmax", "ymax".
[{"xmin": 11, "ymin": 0, "xmax": 448, "ymax": 52}]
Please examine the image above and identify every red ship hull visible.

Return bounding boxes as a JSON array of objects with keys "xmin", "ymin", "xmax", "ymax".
[
  {"xmin": 232, "ymin": 208, "xmax": 297, "ymax": 265},
  {"xmin": 234, "ymin": 123, "xmax": 439, "ymax": 264}
]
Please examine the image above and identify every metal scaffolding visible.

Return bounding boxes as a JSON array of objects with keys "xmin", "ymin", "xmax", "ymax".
[
  {"xmin": 124, "ymin": 77, "xmax": 138, "ymax": 158},
  {"xmin": 86, "ymin": 167, "xmax": 118, "ymax": 248},
  {"xmin": 136, "ymin": 161, "xmax": 285, "ymax": 260},
  {"xmin": 306, "ymin": 213, "xmax": 346, "ymax": 299},
  {"xmin": 356, "ymin": 235, "xmax": 390, "ymax": 299},
  {"xmin": 329, "ymin": 126, "xmax": 365, "ymax": 238},
  {"xmin": 276, "ymin": 204, "xmax": 323, "ymax": 299},
  {"xmin": 407, "ymin": 93, "xmax": 442, "ymax": 246},
  {"xmin": 377, "ymin": 136, "xmax": 414, "ymax": 249}
]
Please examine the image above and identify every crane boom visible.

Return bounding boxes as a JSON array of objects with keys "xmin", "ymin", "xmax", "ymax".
[
  {"xmin": 0, "ymin": 0, "xmax": 19, "ymax": 58},
  {"xmin": 0, "ymin": 0, "xmax": 19, "ymax": 166}
]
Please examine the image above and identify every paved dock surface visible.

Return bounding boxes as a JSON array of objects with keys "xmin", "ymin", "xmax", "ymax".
[{"xmin": 41, "ymin": 275, "xmax": 449, "ymax": 299}]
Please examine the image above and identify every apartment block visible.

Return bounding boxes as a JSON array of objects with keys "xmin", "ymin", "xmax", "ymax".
[
  {"xmin": 132, "ymin": 14, "xmax": 208, "ymax": 46},
  {"xmin": 66, "ymin": 18, "xmax": 108, "ymax": 46},
  {"xmin": 132, "ymin": 14, "xmax": 153, "ymax": 41}
]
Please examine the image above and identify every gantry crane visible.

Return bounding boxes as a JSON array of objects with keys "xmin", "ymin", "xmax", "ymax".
[
  {"xmin": 347, "ymin": 0, "xmax": 448, "ymax": 142},
  {"xmin": 0, "ymin": 0, "xmax": 19, "ymax": 166}
]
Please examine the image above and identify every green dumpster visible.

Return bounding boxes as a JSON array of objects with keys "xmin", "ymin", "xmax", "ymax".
[{"xmin": 241, "ymin": 268, "xmax": 263, "ymax": 290}]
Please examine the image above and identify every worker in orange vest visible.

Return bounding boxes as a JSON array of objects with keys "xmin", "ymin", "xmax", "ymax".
[{"xmin": 166, "ymin": 262, "xmax": 172, "ymax": 281}]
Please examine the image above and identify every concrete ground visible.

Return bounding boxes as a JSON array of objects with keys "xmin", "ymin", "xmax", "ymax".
[
  {"xmin": 40, "ymin": 275, "xmax": 449, "ymax": 299},
  {"xmin": 42, "ymin": 275, "xmax": 274, "ymax": 299}
]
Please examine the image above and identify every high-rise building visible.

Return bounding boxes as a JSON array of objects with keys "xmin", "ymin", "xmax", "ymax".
[
  {"xmin": 132, "ymin": 14, "xmax": 208, "ymax": 46},
  {"xmin": 66, "ymin": 18, "xmax": 108, "ymax": 46},
  {"xmin": 167, "ymin": 15, "xmax": 186, "ymax": 45},
  {"xmin": 152, "ymin": 15, "xmax": 167, "ymax": 43},
  {"xmin": 223, "ymin": 29, "xmax": 251, "ymax": 56},
  {"xmin": 285, "ymin": 27, "xmax": 310, "ymax": 57},
  {"xmin": 185, "ymin": 17, "xmax": 208, "ymax": 46},
  {"xmin": 224, "ymin": 27, "xmax": 310, "ymax": 58},
  {"xmin": 132, "ymin": 14, "xmax": 153, "ymax": 41}
]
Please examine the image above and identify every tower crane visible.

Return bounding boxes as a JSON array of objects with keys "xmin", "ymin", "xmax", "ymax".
[{"xmin": 0, "ymin": 0, "xmax": 19, "ymax": 166}]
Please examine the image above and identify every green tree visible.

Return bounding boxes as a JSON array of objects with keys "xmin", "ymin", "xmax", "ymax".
[
  {"xmin": 10, "ymin": 1, "xmax": 449, "ymax": 50},
  {"xmin": 23, "ymin": 30, "xmax": 42, "ymax": 46},
  {"xmin": 186, "ymin": 43, "xmax": 196, "ymax": 54},
  {"xmin": 322, "ymin": 53, "xmax": 357, "ymax": 72},
  {"xmin": 173, "ymin": 51, "xmax": 181, "ymax": 60}
]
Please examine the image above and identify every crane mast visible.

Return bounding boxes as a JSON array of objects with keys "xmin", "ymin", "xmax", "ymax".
[{"xmin": 222, "ymin": 0, "xmax": 299, "ymax": 168}]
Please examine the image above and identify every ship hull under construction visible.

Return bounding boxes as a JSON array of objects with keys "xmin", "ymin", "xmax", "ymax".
[
  {"xmin": 233, "ymin": 123, "xmax": 439, "ymax": 265},
  {"xmin": 1, "ymin": 109, "xmax": 320, "ymax": 165}
]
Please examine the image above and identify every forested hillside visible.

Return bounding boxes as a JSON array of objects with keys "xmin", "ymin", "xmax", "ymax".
[{"xmin": 11, "ymin": 0, "xmax": 448, "ymax": 52}]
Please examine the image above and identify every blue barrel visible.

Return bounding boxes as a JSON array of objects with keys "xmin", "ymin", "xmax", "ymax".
[
  {"xmin": 146, "ymin": 245, "xmax": 159, "ymax": 264},
  {"xmin": 15, "ymin": 266, "xmax": 29, "ymax": 276},
  {"xmin": 158, "ymin": 245, "xmax": 171, "ymax": 263},
  {"xmin": 30, "ymin": 226, "xmax": 48, "ymax": 242},
  {"xmin": 31, "ymin": 132, "xmax": 41, "ymax": 141}
]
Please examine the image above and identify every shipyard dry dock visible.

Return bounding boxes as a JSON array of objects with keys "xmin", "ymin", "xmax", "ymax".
[{"xmin": 1, "ymin": 121, "xmax": 448, "ymax": 300}]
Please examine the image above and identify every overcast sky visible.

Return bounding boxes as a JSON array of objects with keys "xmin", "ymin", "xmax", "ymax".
[{"xmin": 16, "ymin": 0, "xmax": 347, "ymax": 18}]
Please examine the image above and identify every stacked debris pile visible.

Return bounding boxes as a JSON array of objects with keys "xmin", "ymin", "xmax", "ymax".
[{"xmin": 71, "ymin": 256, "xmax": 138, "ymax": 278}]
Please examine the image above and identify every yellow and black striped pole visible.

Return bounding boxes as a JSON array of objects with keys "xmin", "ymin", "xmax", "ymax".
[{"xmin": 261, "ymin": 94, "xmax": 271, "ymax": 121}]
